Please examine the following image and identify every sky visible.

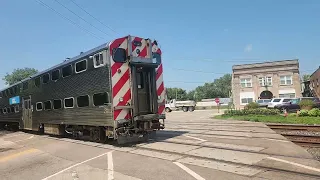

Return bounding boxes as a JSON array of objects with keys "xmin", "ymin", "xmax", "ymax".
[{"xmin": 1, "ymin": 0, "xmax": 320, "ymax": 91}]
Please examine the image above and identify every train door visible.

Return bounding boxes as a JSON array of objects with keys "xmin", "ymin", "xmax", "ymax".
[
  {"xmin": 131, "ymin": 66, "xmax": 158, "ymax": 116},
  {"xmin": 22, "ymin": 97, "xmax": 33, "ymax": 130}
]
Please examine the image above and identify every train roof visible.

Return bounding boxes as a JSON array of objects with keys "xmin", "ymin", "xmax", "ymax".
[{"xmin": 0, "ymin": 42, "xmax": 109, "ymax": 92}]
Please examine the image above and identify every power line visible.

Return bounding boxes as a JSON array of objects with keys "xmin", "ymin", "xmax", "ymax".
[
  {"xmin": 171, "ymin": 68, "xmax": 229, "ymax": 74},
  {"xmin": 53, "ymin": 0, "xmax": 111, "ymax": 38},
  {"xmin": 35, "ymin": 0, "xmax": 103, "ymax": 40},
  {"xmin": 69, "ymin": 0, "xmax": 117, "ymax": 34}
]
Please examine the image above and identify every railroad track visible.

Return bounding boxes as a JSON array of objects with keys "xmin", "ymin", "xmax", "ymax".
[{"xmin": 266, "ymin": 123, "xmax": 320, "ymax": 148}]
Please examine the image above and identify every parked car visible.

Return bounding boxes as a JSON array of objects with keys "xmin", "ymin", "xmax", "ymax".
[
  {"xmin": 256, "ymin": 99, "xmax": 272, "ymax": 107},
  {"xmin": 267, "ymin": 98, "xmax": 293, "ymax": 108},
  {"xmin": 275, "ymin": 97, "xmax": 320, "ymax": 112}
]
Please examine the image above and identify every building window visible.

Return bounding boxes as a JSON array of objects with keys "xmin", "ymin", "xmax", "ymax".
[
  {"xmin": 64, "ymin": 97, "xmax": 74, "ymax": 108},
  {"xmin": 75, "ymin": 60, "xmax": 87, "ymax": 73},
  {"xmin": 259, "ymin": 77, "xmax": 272, "ymax": 86},
  {"xmin": 36, "ymin": 102, "xmax": 43, "ymax": 111},
  {"xmin": 35, "ymin": 77, "xmax": 41, "ymax": 87},
  {"xmin": 44, "ymin": 101, "xmax": 52, "ymax": 110},
  {"xmin": 42, "ymin": 74, "xmax": 50, "ymax": 84},
  {"xmin": 93, "ymin": 92, "xmax": 109, "ymax": 106},
  {"xmin": 93, "ymin": 53, "xmax": 104, "ymax": 68},
  {"xmin": 279, "ymin": 93, "xmax": 295, "ymax": 98},
  {"xmin": 53, "ymin": 99, "xmax": 62, "ymax": 109},
  {"xmin": 241, "ymin": 98, "xmax": 253, "ymax": 104},
  {"xmin": 77, "ymin": 95, "xmax": 89, "ymax": 107},
  {"xmin": 62, "ymin": 65, "xmax": 73, "ymax": 78},
  {"xmin": 52, "ymin": 69, "xmax": 60, "ymax": 81},
  {"xmin": 240, "ymin": 78, "xmax": 252, "ymax": 88},
  {"xmin": 280, "ymin": 75, "xmax": 292, "ymax": 85}
]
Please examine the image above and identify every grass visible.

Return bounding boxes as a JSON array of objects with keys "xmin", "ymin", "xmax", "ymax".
[
  {"xmin": 195, "ymin": 105, "xmax": 229, "ymax": 110},
  {"xmin": 214, "ymin": 114, "xmax": 320, "ymax": 125}
]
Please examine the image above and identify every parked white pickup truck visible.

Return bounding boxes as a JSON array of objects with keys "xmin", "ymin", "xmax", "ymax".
[{"xmin": 165, "ymin": 99, "xmax": 196, "ymax": 112}]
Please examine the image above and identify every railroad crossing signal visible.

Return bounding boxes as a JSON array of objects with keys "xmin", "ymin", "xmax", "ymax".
[{"xmin": 215, "ymin": 98, "xmax": 220, "ymax": 104}]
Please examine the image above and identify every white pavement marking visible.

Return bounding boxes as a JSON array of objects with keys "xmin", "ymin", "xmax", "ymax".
[
  {"xmin": 267, "ymin": 157, "xmax": 320, "ymax": 173},
  {"xmin": 173, "ymin": 162, "xmax": 205, "ymax": 180},
  {"xmin": 183, "ymin": 135, "xmax": 207, "ymax": 142},
  {"xmin": 41, "ymin": 151, "xmax": 110, "ymax": 180},
  {"xmin": 108, "ymin": 151, "xmax": 114, "ymax": 180},
  {"xmin": 13, "ymin": 135, "xmax": 34, "ymax": 143}
]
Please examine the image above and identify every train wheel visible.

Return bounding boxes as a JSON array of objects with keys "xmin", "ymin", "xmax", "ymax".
[{"xmin": 182, "ymin": 107, "xmax": 188, "ymax": 112}]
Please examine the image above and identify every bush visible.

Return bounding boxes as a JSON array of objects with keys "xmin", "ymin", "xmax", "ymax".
[
  {"xmin": 308, "ymin": 108, "xmax": 320, "ymax": 117},
  {"xmin": 244, "ymin": 102, "xmax": 259, "ymax": 109},
  {"xmin": 288, "ymin": 113, "xmax": 297, "ymax": 117},
  {"xmin": 299, "ymin": 100, "xmax": 315, "ymax": 110},
  {"xmin": 298, "ymin": 109, "xmax": 309, "ymax": 117},
  {"xmin": 224, "ymin": 108, "xmax": 280, "ymax": 116}
]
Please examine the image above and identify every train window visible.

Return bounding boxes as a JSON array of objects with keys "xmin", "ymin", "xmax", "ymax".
[
  {"xmin": 77, "ymin": 95, "xmax": 89, "ymax": 107},
  {"xmin": 9, "ymin": 88, "xmax": 14, "ymax": 95},
  {"xmin": 35, "ymin": 77, "xmax": 41, "ymax": 87},
  {"xmin": 44, "ymin": 101, "xmax": 52, "ymax": 110},
  {"xmin": 52, "ymin": 69, "xmax": 60, "ymax": 81},
  {"xmin": 13, "ymin": 86, "xmax": 18, "ymax": 94},
  {"xmin": 62, "ymin": 65, "xmax": 72, "ymax": 78},
  {"xmin": 10, "ymin": 106, "xmax": 14, "ymax": 113},
  {"xmin": 42, "ymin": 73, "xmax": 50, "ymax": 84},
  {"xmin": 136, "ymin": 72, "xmax": 144, "ymax": 89},
  {"xmin": 75, "ymin": 60, "xmax": 87, "ymax": 73},
  {"xmin": 64, "ymin": 97, "xmax": 74, "ymax": 108},
  {"xmin": 36, "ymin": 102, "xmax": 43, "ymax": 111},
  {"xmin": 7, "ymin": 107, "xmax": 11, "ymax": 113},
  {"xmin": 93, "ymin": 53, "xmax": 104, "ymax": 68},
  {"xmin": 14, "ymin": 106, "xmax": 19, "ymax": 113},
  {"xmin": 3, "ymin": 108, "xmax": 7, "ymax": 114},
  {"xmin": 93, "ymin": 92, "xmax": 109, "ymax": 106},
  {"xmin": 0, "ymin": 91, "xmax": 3, "ymax": 98},
  {"xmin": 53, "ymin": 99, "xmax": 62, "ymax": 109},
  {"xmin": 23, "ymin": 81, "xmax": 28, "ymax": 90}
]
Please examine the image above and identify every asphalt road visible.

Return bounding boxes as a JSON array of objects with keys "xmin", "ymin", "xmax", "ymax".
[{"xmin": 1, "ymin": 110, "xmax": 320, "ymax": 180}]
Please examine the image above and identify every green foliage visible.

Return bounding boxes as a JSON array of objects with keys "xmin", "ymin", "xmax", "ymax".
[
  {"xmin": 191, "ymin": 74, "xmax": 232, "ymax": 100},
  {"xmin": 307, "ymin": 108, "xmax": 320, "ymax": 117},
  {"xmin": 302, "ymin": 74, "xmax": 310, "ymax": 82},
  {"xmin": 3, "ymin": 68, "xmax": 38, "ymax": 85},
  {"xmin": 224, "ymin": 108, "xmax": 280, "ymax": 116},
  {"xmin": 298, "ymin": 99, "xmax": 315, "ymax": 108},
  {"xmin": 298, "ymin": 109, "xmax": 310, "ymax": 117},
  {"xmin": 215, "ymin": 115, "xmax": 320, "ymax": 125},
  {"xmin": 288, "ymin": 113, "xmax": 297, "ymax": 117},
  {"xmin": 244, "ymin": 102, "xmax": 259, "ymax": 109},
  {"xmin": 166, "ymin": 87, "xmax": 188, "ymax": 101}
]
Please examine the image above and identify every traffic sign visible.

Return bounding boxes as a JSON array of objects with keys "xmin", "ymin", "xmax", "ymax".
[{"xmin": 215, "ymin": 98, "xmax": 220, "ymax": 104}]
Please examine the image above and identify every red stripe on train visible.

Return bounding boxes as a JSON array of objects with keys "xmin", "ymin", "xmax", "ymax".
[
  {"xmin": 109, "ymin": 37, "xmax": 127, "ymax": 55},
  {"xmin": 156, "ymin": 64, "xmax": 163, "ymax": 80},
  {"xmin": 113, "ymin": 89, "xmax": 131, "ymax": 120},
  {"xmin": 112, "ymin": 69, "xmax": 130, "ymax": 98},
  {"xmin": 157, "ymin": 82, "xmax": 164, "ymax": 96},
  {"xmin": 111, "ymin": 62, "xmax": 123, "ymax": 76}
]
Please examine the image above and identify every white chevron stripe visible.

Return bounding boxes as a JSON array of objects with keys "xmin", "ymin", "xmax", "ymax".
[
  {"xmin": 112, "ymin": 65, "xmax": 130, "ymax": 88},
  {"xmin": 113, "ymin": 79, "xmax": 130, "ymax": 106},
  {"xmin": 156, "ymin": 72, "xmax": 163, "ymax": 89},
  {"xmin": 116, "ymin": 109, "xmax": 129, "ymax": 120}
]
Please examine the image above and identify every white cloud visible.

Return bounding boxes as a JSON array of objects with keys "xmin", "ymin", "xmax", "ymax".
[{"xmin": 244, "ymin": 44, "xmax": 252, "ymax": 52}]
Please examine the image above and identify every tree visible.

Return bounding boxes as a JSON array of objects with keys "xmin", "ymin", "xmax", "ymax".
[
  {"xmin": 3, "ymin": 68, "xmax": 39, "ymax": 85},
  {"xmin": 166, "ymin": 87, "xmax": 188, "ymax": 100},
  {"xmin": 191, "ymin": 74, "xmax": 232, "ymax": 100},
  {"xmin": 302, "ymin": 74, "xmax": 310, "ymax": 82}
]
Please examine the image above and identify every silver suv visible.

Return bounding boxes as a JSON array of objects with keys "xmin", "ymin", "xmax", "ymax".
[
  {"xmin": 267, "ymin": 98, "xmax": 292, "ymax": 108},
  {"xmin": 256, "ymin": 99, "xmax": 272, "ymax": 107}
]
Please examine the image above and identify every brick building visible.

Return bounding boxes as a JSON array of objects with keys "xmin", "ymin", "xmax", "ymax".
[
  {"xmin": 310, "ymin": 66, "xmax": 320, "ymax": 98},
  {"xmin": 232, "ymin": 59, "xmax": 301, "ymax": 109}
]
